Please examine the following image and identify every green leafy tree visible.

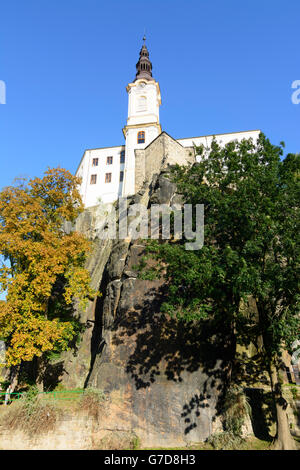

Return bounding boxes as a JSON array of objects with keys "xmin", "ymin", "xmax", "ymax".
[{"xmin": 142, "ymin": 134, "xmax": 299, "ymax": 450}]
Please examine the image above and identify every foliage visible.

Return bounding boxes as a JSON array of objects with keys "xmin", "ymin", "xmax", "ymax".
[
  {"xmin": 0, "ymin": 385, "xmax": 60, "ymax": 436},
  {"xmin": 289, "ymin": 385, "xmax": 300, "ymax": 401},
  {"xmin": 0, "ymin": 167, "xmax": 96, "ymax": 366},
  {"xmin": 223, "ymin": 385, "xmax": 251, "ymax": 436},
  {"xmin": 23, "ymin": 384, "xmax": 39, "ymax": 416},
  {"xmin": 96, "ymin": 431, "xmax": 141, "ymax": 450},
  {"xmin": 139, "ymin": 133, "xmax": 300, "ymax": 360},
  {"xmin": 130, "ymin": 434, "xmax": 141, "ymax": 450},
  {"xmin": 137, "ymin": 133, "xmax": 300, "ymax": 447},
  {"xmin": 207, "ymin": 430, "xmax": 244, "ymax": 450},
  {"xmin": 207, "ymin": 385, "xmax": 251, "ymax": 449},
  {"xmin": 80, "ymin": 387, "xmax": 107, "ymax": 420}
]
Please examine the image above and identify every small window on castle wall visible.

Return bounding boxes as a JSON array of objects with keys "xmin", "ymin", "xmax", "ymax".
[
  {"xmin": 120, "ymin": 171, "xmax": 124, "ymax": 182},
  {"xmin": 120, "ymin": 150, "xmax": 125, "ymax": 164},
  {"xmin": 107, "ymin": 156, "xmax": 113, "ymax": 165},
  {"xmin": 137, "ymin": 131, "xmax": 145, "ymax": 144},
  {"xmin": 90, "ymin": 174, "xmax": 97, "ymax": 184},
  {"xmin": 105, "ymin": 173, "xmax": 112, "ymax": 183},
  {"xmin": 92, "ymin": 158, "xmax": 98, "ymax": 166}
]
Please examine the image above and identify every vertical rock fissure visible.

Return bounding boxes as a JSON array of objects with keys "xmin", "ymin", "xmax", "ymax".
[{"xmin": 84, "ymin": 266, "xmax": 110, "ymax": 388}]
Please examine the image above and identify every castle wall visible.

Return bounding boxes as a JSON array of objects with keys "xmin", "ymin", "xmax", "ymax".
[
  {"xmin": 77, "ymin": 146, "xmax": 125, "ymax": 206},
  {"xmin": 177, "ymin": 129, "xmax": 260, "ymax": 158},
  {"xmin": 135, "ymin": 132, "xmax": 194, "ymax": 193}
]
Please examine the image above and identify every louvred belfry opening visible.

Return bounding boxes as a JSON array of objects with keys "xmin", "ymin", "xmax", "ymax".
[{"xmin": 134, "ymin": 36, "xmax": 154, "ymax": 81}]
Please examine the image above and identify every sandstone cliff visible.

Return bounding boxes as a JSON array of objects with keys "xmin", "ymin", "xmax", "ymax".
[{"xmin": 45, "ymin": 165, "xmax": 235, "ymax": 448}]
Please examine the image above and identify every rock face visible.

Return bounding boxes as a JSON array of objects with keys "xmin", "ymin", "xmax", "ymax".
[{"xmin": 58, "ymin": 166, "xmax": 231, "ymax": 448}]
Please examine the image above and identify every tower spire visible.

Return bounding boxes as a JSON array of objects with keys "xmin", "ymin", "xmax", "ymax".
[{"xmin": 134, "ymin": 36, "xmax": 154, "ymax": 82}]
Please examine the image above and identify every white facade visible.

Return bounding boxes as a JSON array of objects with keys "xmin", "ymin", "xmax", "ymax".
[
  {"xmin": 76, "ymin": 61, "xmax": 162, "ymax": 207},
  {"xmin": 177, "ymin": 130, "xmax": 259, "ymax": 149},
  {"xmin": 177, "ymin": 129, "xmax": 260, "ymax": 161},
  {"xmin": 76, "ymin": 145, "xmax": 125, "ymax": 206},
  {"xmin": 122, "ymin": 79, "xmax": 161, "ymax": 196},
  {"xmin": 76, "ymin": 128, "xmax": 260, "ymax": 208},
  {"xmin": 75, "ymin": 43, "xmax": 260, "ymax": 208}
]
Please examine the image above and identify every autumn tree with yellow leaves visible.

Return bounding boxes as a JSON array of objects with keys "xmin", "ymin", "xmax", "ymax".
[{"xmin": 0, "ymin": 168, "xmax": 95, "ymax": 368}]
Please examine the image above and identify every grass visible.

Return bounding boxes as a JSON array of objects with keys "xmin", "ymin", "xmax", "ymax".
[
  {"xmin": 0, "ymin": 396, "xmax": 61, "ymax": 437},
  {"xmin": 0, "ymin": 387, "xmax": 107, "ymax": 436},
  {"xmin": 0, "ymin": 397, "xmax": 273, "ymax": 451},
  {"xmin": 79, "ymin": 388, "xmax": 107, "ymax": 420},
  {"xmin": 141, "ymin": 437, "xmax": 272, "ymax": 451},
  {"xmin": 96, "ymin": 431, "xmax": 141, "ymax": 450}
]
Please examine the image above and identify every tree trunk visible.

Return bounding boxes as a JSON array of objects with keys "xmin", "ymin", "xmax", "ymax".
[
  {"xmin": 9, "ymin": 366, "xmax": 19, "ymax": 393},
  {"xmin": 4, "ymin": 366, "xmax": 19, "ymax": 405},
  {"xmin": 34, "ymin": 356, "xmax": 45, "ymax": 392},
  {"xmin": 269, "ymin": 364, "xmax": 297, "ymax": 450}
]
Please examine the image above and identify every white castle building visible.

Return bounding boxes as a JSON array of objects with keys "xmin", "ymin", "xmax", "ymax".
[{"xmin": 76, "ymin": 38, "xmax": 260, "ymax": 208}]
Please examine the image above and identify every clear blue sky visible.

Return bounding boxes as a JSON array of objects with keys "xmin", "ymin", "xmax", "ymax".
[{"xmin": 0, "ymin": 0, "xmax": 299, "ymax": 191}]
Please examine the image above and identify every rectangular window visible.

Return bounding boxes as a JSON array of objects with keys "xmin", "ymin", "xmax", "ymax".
[
  {"xmin": 120, "ymin": 150, "xmax": 125, "ymax": 164},
  {"xmin": 92, "ymin": 158, "xmax": 98, "ymax": 166},
  {"xmin": 137, "ymin": 131, "xmax": 145, "ymax": 144},
  {"xmin": 120, "ymin": 171, "xmax": 124, "ymax": 182},
  {"xmin": 105, "ymin": 173, "xmax": 112, "ymax": 183},
  {"xmin": 107, "ymin": 156, "xmax": 113, "ymax": 165},
  {"xmin": 90, "ymin": 174, "xmax": 97, "ymax": 184}
]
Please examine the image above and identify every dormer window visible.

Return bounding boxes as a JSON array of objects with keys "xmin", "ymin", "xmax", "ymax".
[{"xmin": 137, "ymin": 131, "xmax": 145, "ymax": 144}]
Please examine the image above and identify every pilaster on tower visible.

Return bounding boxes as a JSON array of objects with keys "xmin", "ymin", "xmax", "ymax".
[{"xmin": 122, "ymin": 37, "xmax": 162, "ymax": 197}]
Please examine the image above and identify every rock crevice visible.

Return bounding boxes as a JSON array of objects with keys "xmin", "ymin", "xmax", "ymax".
[{"xmin": 60, "ymin": 166, "xmax": 229, "ymax": 447}]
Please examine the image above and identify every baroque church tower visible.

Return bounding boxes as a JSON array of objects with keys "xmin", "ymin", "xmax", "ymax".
[{"xmin": 122, "ymin": 37, "xmax": 161, "ymax": 196}]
